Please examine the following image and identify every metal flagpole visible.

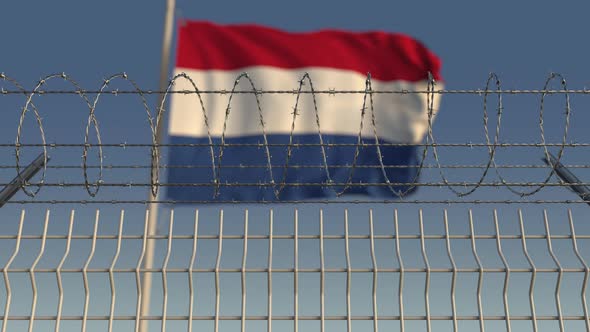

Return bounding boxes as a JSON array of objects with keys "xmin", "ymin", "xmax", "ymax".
[{"xmin": 141, "ymin": 0, "xmax": 176, "ymax": 330}]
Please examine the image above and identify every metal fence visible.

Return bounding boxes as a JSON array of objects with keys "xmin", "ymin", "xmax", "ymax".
[
  {"xmin": 1, "ymin": 72, "xmax": 590, "ymax": 331},
  {"xmin": 2, "ymin": 207, "xmax": 590, "ymax": 332}
]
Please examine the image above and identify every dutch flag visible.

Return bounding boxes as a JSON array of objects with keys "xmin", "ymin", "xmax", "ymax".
[{"xmin": 166, "ymin": 21, "xmax": 442, "ymax": 202}]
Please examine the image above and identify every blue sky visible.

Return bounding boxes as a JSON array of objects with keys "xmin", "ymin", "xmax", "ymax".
[
  {"xmin": 4, "ymin": 1, "xmax": 590, "ymax": 86},
  {"xmin": 2, "ymin": 1, "xmax": 590, "ymax": 331}
]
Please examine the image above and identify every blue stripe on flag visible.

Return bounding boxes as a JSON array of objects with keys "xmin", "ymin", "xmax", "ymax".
[{"xmin": 166, "ymin": 134, "xmax": 419, "ymax": 201}]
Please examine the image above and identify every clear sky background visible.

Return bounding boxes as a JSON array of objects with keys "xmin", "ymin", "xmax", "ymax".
[{"xmin": 2, "ymin": 1, "xmax": 590, "ymax": 331}]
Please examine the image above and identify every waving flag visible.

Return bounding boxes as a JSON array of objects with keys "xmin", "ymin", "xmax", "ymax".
[{"xmin": 166, "ymin": 21, "xmax": 442, "ymax": 201}]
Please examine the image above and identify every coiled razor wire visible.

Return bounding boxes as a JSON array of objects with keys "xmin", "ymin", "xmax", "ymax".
[{"xmin": 0, "ymin": 71, "xmax": 584, "ymax": 203}]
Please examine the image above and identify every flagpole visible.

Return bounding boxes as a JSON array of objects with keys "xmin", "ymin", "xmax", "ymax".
[{"xmin": 141, "ymin": 0, "xmax": 176, "ymax": 330}]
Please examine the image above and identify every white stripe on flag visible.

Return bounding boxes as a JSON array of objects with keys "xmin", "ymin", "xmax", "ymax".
[{"xmin": 169, "ymin": 67, "xmax": 441, "ymax": 144}]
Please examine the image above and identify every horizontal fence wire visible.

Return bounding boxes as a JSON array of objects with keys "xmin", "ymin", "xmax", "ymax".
[
  {"xmin": 1, "ymin": 72, "xmax": 589, "ymax": 203},
  {"xmin": 0, "ymin": 208, "xmax": 589, "ymax": 332}
]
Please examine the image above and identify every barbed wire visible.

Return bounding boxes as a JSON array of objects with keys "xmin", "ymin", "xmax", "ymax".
[
  {"xmin": 1, "ymin": 71, "xmax": 586, "ymax": 203},
  {"xmin": 4, "ymin": 143, "xmax": 590, "ymax": 147},
  {"xmin": 3, "ymin": 89, "xmax": 590, "ymax": 94},
  {"xmin": 0, "ymin": 163, "xmax": 588, "ymax": 169}
]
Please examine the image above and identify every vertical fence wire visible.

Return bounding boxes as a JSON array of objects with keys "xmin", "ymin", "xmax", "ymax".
[
  {"xmin": 82, "ymin": 211, "xmax": 99, "ymax": 332},
  {"xmin": 214, "ymin": 211, "xmax": 223, "ymax": 332},
  {"xmin": 27, "ymin": 210, "xmax": 49, "ymax": 332},
  {"xmin": 544, "ymin": 211, "xmax": 564, "ymax": 332},
  {"xmin": 494, "ymin": 210, "xmax": 511, "ymax": 332},
  {"xmin": 268, "ymin": 209, "xmax": 273, "ymax": 332},
  {"xmin": 419, "ymin": 210, "xmax": 431, "ymax": 332},
  {"xmin": 469, "ymin": 210, "xmax": 485, "ymax": 332},
  {"xmin": 135, "ymin": 211, "xmax": 149, "ymax": 332},
  {"xmin": 2, "ymin": 211, "xmax": 24, "ymax": 332},
  {"xmin": 369, "ymin": 210, "xmax": 379, "ymax": 332},
  {"xmin": 241, "ymin": 210, "xmax": 248, "ymax": 332},
  {"xmin": 519, "ymin": 210, "xmax": 538, "ymax": 332},
  {"xmin": 569, "ymin": 210, "xmax": 590, "ymax": 331},
  {"xmin": 344, "ymin": 209, "xmax": 352, "ymax": 332},
  {"xmin": 443, "ymin": 210, "xmax": 458, "ymax": 332},
  {"xmin": 55, "ymin": 210, "xmax": 74, "ymax": 332},
  {"xmin": 108, "ymin": 211, "xmax": 124, "ymax": 332},
  {"xmin": 161, "ymin": 210, "xmax": 174, "ymax": 332},
  {"xmin": 319, "ymin": 210, "xmax": 325, "ymax": 332},
  {"xmin": 188, "ymin": 210, "xmax": 198, "ymax": 332},
  {"xmin": 293, "ymin": 209, "xmax": 298, "ymax": 332},
  {"xmin": 394, "ymin": 209, "xmax": 405, "ymax": 332}
]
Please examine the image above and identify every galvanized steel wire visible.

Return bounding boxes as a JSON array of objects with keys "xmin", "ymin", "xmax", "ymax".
[{"xmin": 0, "ymin": 208, "xmax": 588, "ymax": 331}]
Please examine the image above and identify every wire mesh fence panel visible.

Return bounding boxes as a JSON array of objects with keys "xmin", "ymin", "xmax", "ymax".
[
  {"xmin": 2, "ymin": 73, "xmax": 590, "ymax": 331},
  {"xmin": 0, "ymin": 208, "xmax": 589, "ymax": 332}
]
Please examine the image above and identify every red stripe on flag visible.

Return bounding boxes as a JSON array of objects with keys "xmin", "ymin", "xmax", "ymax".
[{"xmin": 175, "ymin": 21, "xmax": 442, "ymax": 82}]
